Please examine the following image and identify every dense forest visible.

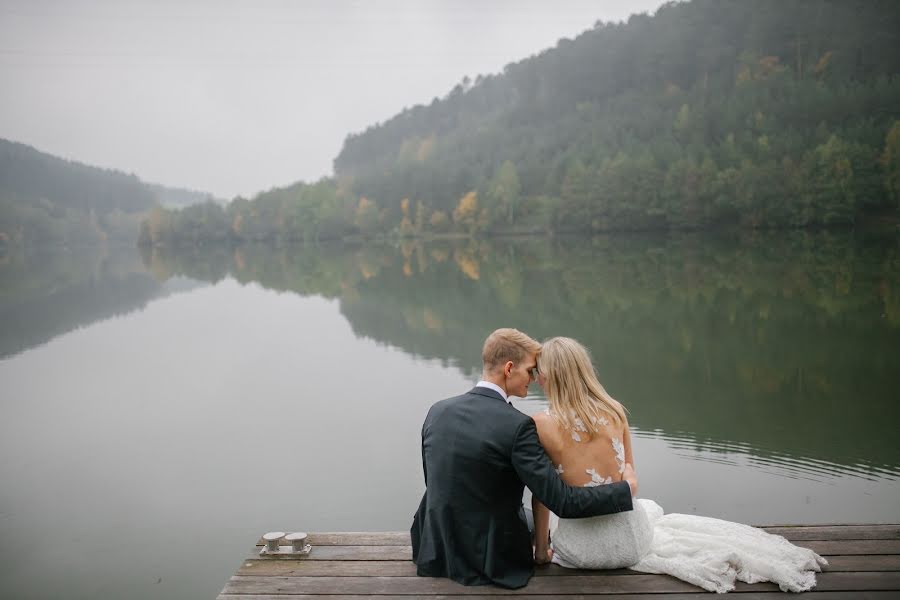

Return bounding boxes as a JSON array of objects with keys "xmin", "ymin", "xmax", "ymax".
[
  {"xmin": 142, "ymin": 0, "xmax": 900, "ymax": 246},
  {"xmin": 0, "ymin": 138, "xmax": 215, "ymax": 249}
]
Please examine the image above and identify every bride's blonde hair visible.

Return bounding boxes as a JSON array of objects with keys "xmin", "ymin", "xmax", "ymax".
[{"xmin": 539, "ymin": 337, "xmax": 626, "ymax": 437}]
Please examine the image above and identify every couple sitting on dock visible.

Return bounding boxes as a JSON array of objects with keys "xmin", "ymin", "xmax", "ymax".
[{"xmin": 410, "ymin": 328, "xmax": 827, "ymax": 593}]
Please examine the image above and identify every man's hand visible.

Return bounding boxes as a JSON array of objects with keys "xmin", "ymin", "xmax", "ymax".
[{"xmin": 623, "ymin": 463, "xmax": 638, "ymax": 498}]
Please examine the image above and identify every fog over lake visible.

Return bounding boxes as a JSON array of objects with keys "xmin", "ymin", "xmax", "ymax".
[{"xmin": 1, "ymin": 231, "xmax": 898, "ymax": 599}]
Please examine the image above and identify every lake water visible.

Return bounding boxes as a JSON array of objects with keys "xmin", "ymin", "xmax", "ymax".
[{"xmin": 1, "ymin": 231, "xmax": 899, "ymax": 599}]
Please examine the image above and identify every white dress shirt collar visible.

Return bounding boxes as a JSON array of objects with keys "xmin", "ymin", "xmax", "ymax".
[{"xmin": 475, "ymin": 380, "xmax": 508, "ymax": 401}]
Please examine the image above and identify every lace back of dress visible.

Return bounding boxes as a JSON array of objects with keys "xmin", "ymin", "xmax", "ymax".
[{"xmin": 545, "ymin": 407, "xmax": 626, "ymax": 488}]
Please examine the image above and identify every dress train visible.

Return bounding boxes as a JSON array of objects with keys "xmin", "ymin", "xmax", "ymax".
[{"xmin": 550, "ymin": 499, "xmax": 828, "ymax": 593}]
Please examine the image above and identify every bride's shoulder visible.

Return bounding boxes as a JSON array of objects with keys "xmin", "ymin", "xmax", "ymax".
[
  {"xmin": 532, "ymin": 408, "xmax": 553, "ymax": 425},
  {"xmin": 531, "ymin": 409, "xmax": 565, "ymax": 448},
  {"xmin": 531, "ymin": 408, "xmax": 558, "ymax": 434}
]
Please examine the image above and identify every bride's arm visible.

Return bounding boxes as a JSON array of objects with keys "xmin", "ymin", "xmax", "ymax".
[
  {"xmin": 621, "ymin": 416, "xmax": 639, "ymax": 495},
  {"xmin": 532, "ymin": 496, "xmax": 552, "ymax": 564},
  {"xmin": 531, "ymin": 412, "xmax": 555, "ymax": 563}
]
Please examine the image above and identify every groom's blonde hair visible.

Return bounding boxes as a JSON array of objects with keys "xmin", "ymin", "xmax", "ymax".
[
  {"xmin": 539, "ymin": 337, "xmax": 627, "ymax": 437},
  {"xmin": 482, "ymin": 328, "xmax": 541, "ymax": 372}
]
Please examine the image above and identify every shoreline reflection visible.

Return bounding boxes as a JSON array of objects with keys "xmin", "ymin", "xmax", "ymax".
[
  {"xmin": 142, "ymin": 233, "xmax": 900, "ymax": 478},
  {"xmin": 19, "ymin": 232, "xmax": 894, "ymax": 480},
  {"xmin": 0, "ymin": 246, "xmax": 207, "ymax": 359}
]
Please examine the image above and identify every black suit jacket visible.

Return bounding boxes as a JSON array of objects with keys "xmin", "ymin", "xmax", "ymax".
[{"xmin": 410, "ymin": 387, "xmax": 633, "ymax": 589}]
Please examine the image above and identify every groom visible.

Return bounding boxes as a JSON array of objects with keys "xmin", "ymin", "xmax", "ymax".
[{"xmin": 411, "ymin": 328, "xmax": 638, "ymax": 589}]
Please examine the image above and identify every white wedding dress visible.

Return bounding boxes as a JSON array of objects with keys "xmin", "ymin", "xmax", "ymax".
[
  {"xmin": 536, "ymin": 408, "xmax": 827, "ymax": 593},
  {"xmin": 549, "ymin": 498, "xmax": 828, "ymax": 593}
]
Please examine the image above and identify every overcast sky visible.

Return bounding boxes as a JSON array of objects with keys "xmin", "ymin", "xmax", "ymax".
[{"xmin": 0, "ymin": 0, "xmax": 665, "ymax": 199}]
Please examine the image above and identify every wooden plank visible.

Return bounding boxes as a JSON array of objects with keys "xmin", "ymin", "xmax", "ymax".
[
  {"xmin": 247, "ymin": 545, "xmax": 413, "ymax": 561},
  {"xmin": 253, "ymin": 526, "xmax": 900, "ymax": 547},
  {"xmin": 533, "ymin": 554, "xmax": 900, "ymax": 575},
  {"xmin": 731, "ymin": 571, "xmax": 900, "ymax": 591},
  {"xmin": 238, "ymin": 560, "xmax": 420, "ymax": 577},
  {"xmin": 245, "ymin": 539, "xmax": 900, "ymax": 562},
  {"xmin": 256, "ymin": 532, "xmax": 411, "ymax": 547},
  {"xmin": 236, "ymin": 561, "xmax": 637, "ymax": 578},
  {"xmin": 815, "ymin": 555, "xmax": 900, "ymax": 572},
  {"xmin": 220, "ymin": 572, "xmax": 900, "ymax": 595},
  {"xmin": 762, "ymin": 525, "xmax": 900, "ymax": 541},
  {"xmin": 804, "ymin": 554, "xmax": 900, "ymax": 573},
  {"xmin": 799, "ymin": 540, "xmax": 900, "ymax": 556},
  {"xmin": 221, "ymin": 574, "xmax": 710, "ymax": 595},
  {"xmin": 236, "ymin": 554, "xmax": 900, "ymax": 578},
  {"xmin": 219, "ymin": 594, "xmax": 900, "ymax": 600}
]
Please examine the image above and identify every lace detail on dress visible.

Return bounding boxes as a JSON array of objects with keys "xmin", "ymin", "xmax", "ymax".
[
  {"xmin": 583, "ymin": 468, "xmax": 612, "ymax": 486},
  {"xmin": 572, "ymin": 414, "xmax": 588, "ymax": 431},
  {"xmin": 590, "ymin": 414, "xmax": 610, "ymax": 427},
  {"xmin": 545, "ymin": 408, "xmax": 610, "ymax": 443},
  {"xmin": 612, "ymin": 437, "xmax": 626, "ymax": 473},
  {"xmin": 571, "ymin": 412, "xmax": 588, "ymax": 442}
]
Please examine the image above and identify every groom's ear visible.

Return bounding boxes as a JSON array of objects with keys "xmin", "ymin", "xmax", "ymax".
[{"xmin": 503, "ymin": 361, "xmax": 514, "ymax": 377}]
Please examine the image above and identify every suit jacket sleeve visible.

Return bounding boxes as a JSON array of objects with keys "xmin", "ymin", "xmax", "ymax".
[
  {"xmin": 511, "ymin": 418, "xmax": 633, "ymax": 518},
  {"xmin": 420, "ymin": 421, "xmax": 428, "ymax": 486}
]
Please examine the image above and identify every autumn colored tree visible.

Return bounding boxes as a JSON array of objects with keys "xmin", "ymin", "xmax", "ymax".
[
  {"xmin": 453, "ymin": 191, "xmax": 482, "ymax": 235},
  {"xmin": 398, "ymin": 197, "xmax": 415, "ymax": 236},
  {"xmin": 355, "ymin": 196, "xmax": 380, "ymax": 234},
  {"xmin": 429, "ymin": 210, "xmax": 450, "ymax": 232}
]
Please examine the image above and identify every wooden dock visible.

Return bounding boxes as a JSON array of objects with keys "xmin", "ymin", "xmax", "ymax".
[{"xmin": 218, "ymin": 525, "xmax": 900, "ymax": 598}]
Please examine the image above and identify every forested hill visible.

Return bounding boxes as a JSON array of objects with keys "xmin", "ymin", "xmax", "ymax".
[
  {"xmin": 0, "ymin": 138, "xmax": 216, "ymax": 248},
  {"xmin": 333, "ymin": 0, "xmax": 900, "ymax": 232},
  {"xmin": 139, "ymin": 0, "xmax": 900, "ymax": 247}
]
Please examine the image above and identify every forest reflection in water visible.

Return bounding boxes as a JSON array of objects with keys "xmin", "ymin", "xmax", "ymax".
[
  {"xmin": 0, "ymin": 246, "xmax": 203, "ymax": 360},
  {"xmin": 140, "ymin": 230, "xmax": 900, "ymax": 482}
]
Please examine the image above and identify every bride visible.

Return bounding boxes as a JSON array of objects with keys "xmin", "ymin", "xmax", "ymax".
[{"xmin": 530, "ymin": 337, "xmax": 827, "ymax": 593}]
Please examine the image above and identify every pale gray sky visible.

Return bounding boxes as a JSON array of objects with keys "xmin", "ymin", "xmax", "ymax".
[{"xmin": 0, "ymin": 0, "xmax": 665, "ymax": 198}]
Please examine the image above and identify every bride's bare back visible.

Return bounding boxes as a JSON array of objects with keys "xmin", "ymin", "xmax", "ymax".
[{"xmin": 532, "ymin": 403, "xmax": 633, "ymax": 488}]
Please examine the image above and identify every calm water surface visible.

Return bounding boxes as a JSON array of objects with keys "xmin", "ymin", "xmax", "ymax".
[{"xmin": 1, "ymin": 232, "xmax": 899, "ymax": 599}]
